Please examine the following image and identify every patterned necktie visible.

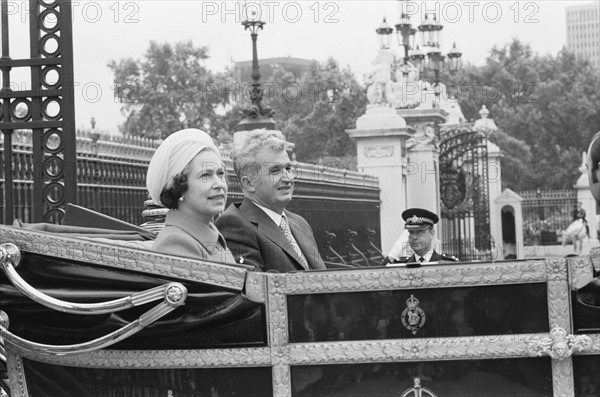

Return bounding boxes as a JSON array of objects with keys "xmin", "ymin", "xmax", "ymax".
[{"xmin": 279, "ymin": 215, "xmax": 309, "ymax": 269}]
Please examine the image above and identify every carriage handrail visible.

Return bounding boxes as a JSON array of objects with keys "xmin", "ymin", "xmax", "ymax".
[
  {"xmin": 0, "ymin": 243, "xmax": 185, "ymax": 315},
  {"xmin": 0, "ymin": 281, "xmax": 187, "ymax": 355}
]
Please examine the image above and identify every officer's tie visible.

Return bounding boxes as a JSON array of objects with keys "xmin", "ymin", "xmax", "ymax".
[{"xmin": 280, "ymin": 215, "xmax": 309, "ymax": 270}]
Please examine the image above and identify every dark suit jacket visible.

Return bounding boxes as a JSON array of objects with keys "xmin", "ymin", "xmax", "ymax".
[{"xmin": 215, "ymin": 199, "xmax": 326, "ymax": 272}]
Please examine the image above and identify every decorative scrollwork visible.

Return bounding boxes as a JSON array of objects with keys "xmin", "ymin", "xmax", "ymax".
[
  {"xmin": 400, "ymin": 378, "xmax": 437, "ymax": 397},
  {"xmin": 244, "ymin": 271, "xmax": 266, "ymax": 303},
  {"xmin": 284, "ymin": 261, "xmax": 547, "ymax": 294},
  {"xmin": 527, "ymin": 326, "xmax": 593, "ymax": 360}
]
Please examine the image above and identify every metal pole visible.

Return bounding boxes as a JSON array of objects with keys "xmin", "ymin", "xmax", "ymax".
[{"xmin": 1, "ymin": 0, "xmax": 14, "ymax": 224}]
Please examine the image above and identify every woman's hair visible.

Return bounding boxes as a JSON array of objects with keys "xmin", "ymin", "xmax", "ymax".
[{"xmin": 159, "ymin": 164, "xmax": 191, "ymax": 210}]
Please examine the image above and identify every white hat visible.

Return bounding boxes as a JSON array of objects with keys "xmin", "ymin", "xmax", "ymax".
[{"xmin": 146, "ymin": 128, "xmax": 219, "ymax": 206}]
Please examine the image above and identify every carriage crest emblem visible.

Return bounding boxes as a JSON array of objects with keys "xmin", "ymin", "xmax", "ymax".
[{"xmin": 401, "ymin": 294, "xmax": 426, "ymax": 335}]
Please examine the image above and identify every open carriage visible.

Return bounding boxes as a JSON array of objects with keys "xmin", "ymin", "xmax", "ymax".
[{"xmin": 1, "ymin": 220, "xmax": 599, "ymax": 397}]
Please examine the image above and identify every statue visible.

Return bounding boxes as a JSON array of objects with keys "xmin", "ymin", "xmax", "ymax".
[
  {"xmin": 440, "ymin": 95, "xmax": 466, "ymax": 125},
  {"xmin": 366, "ymin": 50, "xmax": 394, "ymax": 107},
  {"xmin": 406, "ymin": 123, "xmax": 438, "ymax": 149},
  {"xmin": 392, "ymin": 63, "xmax": 430, "ymax": 109}
]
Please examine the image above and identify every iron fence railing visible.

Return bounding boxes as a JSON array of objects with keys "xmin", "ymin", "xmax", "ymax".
[
  {"xmin": 520, "ymin": 189, "xmax": 578, "ymax": 245},
  {"xmin": 0, "ymin": 131, "xmax": 382, "ymax": 255}
]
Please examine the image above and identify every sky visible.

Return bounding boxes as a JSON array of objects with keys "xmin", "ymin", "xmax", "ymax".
[{"xmin": 1, "ymin": 0, "xmax": 596, "ymax": 134}]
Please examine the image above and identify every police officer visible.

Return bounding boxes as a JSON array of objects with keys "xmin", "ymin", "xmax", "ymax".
[{"xmin": 383, "ymin": 208, "xmax": 458, "ymax": 265}]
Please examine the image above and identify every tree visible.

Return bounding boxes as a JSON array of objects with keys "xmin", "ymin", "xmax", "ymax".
[
  {"xmin": 487, "ymin": 129, "xmax": 533, "ymax": 192},
  {"xmin": 255, "ymin": 58, "xmax": 367, "ymax": 164},
  {"xmin": 108, "ymin": 41, "xmax": 231, "ymax": 140},
  {"xmin": 442, "ymin": 39, "xmax": 600, "ymax": 190}
]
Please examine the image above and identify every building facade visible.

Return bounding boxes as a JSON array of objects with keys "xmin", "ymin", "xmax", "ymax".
[{"xmin": 566, "ymin": 2, "xmax": 600, "ymax": 69}]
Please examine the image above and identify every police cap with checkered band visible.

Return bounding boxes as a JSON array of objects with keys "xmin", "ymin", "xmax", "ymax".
[{"xmin": 402, "ymin": 208, "xmax": 439, "ymax": 230}]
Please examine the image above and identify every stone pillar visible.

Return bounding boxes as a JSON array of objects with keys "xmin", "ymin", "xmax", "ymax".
[
  {"xmin": 399, "ymin": 108, "xmax": 447, "ymax": 242},
  {"xmin": 487, "ymin": 140, "xmax": 503, "ymax": 258},
  {"xmin": 347, "ymin": 107, "xmax": 413, "ymax": 253},
  {"xmin": 575, "ymin": 153, "xmax": 598, "ymax": 241},
  {"xmin": 494, "ymin": 189, "xmax": 524, "ymax": 260},
  {"xmin": 404, "ymin": 133, "xmax": 440, "ymax": 215}
]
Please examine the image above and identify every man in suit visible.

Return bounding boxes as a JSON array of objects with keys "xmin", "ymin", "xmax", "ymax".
[
  {"xmin": 383, "ymin": 208, "xmax": 458, "ymax": 265},
  {"xmin": 585, "ymin": 132, "xmax": 600, "ymax": 285},
  {"xmin": 215, "ymin": 129, "xmax": 326, "ymax": 272},
  {"xmin": 587, "ymin": 132, "xmax": 600, "ymax": 205}
]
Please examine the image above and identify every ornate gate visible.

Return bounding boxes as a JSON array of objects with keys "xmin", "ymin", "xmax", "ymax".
[
  {"xmin": 438, "ymin": 125, "xmax": 492, "ymax": 261},
  {"xmin": 0, "ymin": 0, "xmax": 77, "ymax": 224}
]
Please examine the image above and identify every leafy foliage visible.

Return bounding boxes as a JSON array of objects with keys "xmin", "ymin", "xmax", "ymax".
[
  {"xmin": 260, "ymin": 58, "xmax": 367, "ymax": 163},
  {"xmin": 108, "ymin": 41, "xmax": 231, "ymax": 140},
  {"xmin": 442, "ymin": 39, "xmax": 599, "ymax": 190},
  {"xmin": 108, "ymin": 38, "xmax": 598, "ymax": 190}
]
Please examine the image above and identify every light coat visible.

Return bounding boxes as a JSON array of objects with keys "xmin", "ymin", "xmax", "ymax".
[{"xmin": 154, "ymin": 210, "xmax": 235, "ymax": 264}]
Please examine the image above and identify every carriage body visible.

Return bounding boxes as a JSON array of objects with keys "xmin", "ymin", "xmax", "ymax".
[{"xmin": 1, "ymin": 225, "xmax": 599, "ymax": 397}]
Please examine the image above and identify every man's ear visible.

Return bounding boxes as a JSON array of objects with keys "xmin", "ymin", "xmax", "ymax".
[{"xmin": 241, "ymin": 175, "xmax": 255, "ymax": 193}]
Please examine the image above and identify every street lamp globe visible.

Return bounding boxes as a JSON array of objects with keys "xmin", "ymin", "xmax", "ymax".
[
  {"xmin": 395, "ymin": 14, "xmax": 415, "ymax": 48},
  {"xmin": 426, "ymin": 46, "xmax": 445, "ymax": 73},
  {"xmin": 376, "ymin": 17, "xmax": 394, "ymax": 50},
  {"xmin": 409, "ymin": 45, "xmax": 426, "ymax": 73},
  {"xmin": 418, "ymin": 13, "xmax": 443, "ymax": 48},
  {"xmin": 447, "ymin": 43, "xmax": 463, "ymax": 73}
]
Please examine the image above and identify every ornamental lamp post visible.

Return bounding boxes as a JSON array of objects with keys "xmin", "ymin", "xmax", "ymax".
[
  {"xmin": 418, "ymin": 13, "xmax": 444, "ymax": 105},
  {"xmin": 376, "ymin": 17, "xmax": 394, "ymax": 50},
  {"xmin": 373, "ymin": 1, "xmax": 463, "ymax": 107},
  {"xmin": 394, "ymin": 11, "xmax": 416, "ymax": 64},
  {"xmin": 235, "ymin": 17, "xmax": 275, "ymax": 132},
  {"xmin": 415, "ymin": 11, "xmax": 463, "ymax": 106}
]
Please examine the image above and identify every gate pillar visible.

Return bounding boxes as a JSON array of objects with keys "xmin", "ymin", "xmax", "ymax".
[
  {"xmin": 487, "ymin": 140, "xmax": 504, "ymax": 258},
  {"xmin": 347, "ymin": 107, "xmax": 413, "ymax": 253},
  {"xmin": 574, "ymin": 153, "xmax": 598, "ymax": 242},
  {"xmin": 400, "ymin": 109, "xmax": 447, "ymax": 219}
]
